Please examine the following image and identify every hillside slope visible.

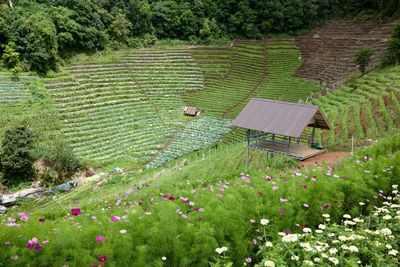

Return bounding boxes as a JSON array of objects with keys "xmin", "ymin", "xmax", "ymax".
[{"xmin": 295, "ymin": 20, "xmax": 396, "ymax": 90}]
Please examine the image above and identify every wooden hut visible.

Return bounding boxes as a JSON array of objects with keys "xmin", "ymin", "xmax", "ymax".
[{"xmin": 232, "ymin": 98, "xmax": 331, "ymax": 170}]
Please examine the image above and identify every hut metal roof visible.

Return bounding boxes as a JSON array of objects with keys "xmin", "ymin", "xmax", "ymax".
[{"xmin": 232, "ymin": 98, "xmax": 330, "ymax": 138}]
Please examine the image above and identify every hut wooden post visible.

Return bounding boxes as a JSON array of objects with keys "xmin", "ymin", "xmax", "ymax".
[
  {"xmin": 311, "ymin": 126, "xmax": 316, "ymax": 144},
  {"xmin": 246, "ymin": 129, "xmax": 250, "ymax": 172}
]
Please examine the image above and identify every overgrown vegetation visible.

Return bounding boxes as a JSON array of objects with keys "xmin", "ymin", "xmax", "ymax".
[{"xmin": 0, "ymin": 135, "xmax": 399, "ymax": 266}]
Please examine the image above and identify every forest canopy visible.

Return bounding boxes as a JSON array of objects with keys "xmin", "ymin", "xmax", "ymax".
[{"xmin": 0, "ymin": 0, "xmax": 399, "ymax": 73}]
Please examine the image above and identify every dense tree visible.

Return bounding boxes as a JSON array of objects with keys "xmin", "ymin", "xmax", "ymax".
[
  {"xmin": 0, "ymin": 0, "xmax": 399, "ymax": 73},
  {"xmin": 388, "ymin": 24, "xmax": 400, "ymax": 65},
  {"xmin": 0, "ymin": 127, "xmax": 36, "ymax": 185}
]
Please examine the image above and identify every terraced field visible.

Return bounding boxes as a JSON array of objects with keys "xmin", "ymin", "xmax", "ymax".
[
  {"xmin": 312, "ymin": 66, "xmax": 400, "ymax": 148},
  {"xmin": 185, "ymin": 39, "xmax": 320, "ymax": 119},
  {"xmin": 41, "ymin": 36, "xmax": 400, "ymax": 167},
  {"xmin": 147, "ymin": 116, "xmax": 231, "ymax": 168},
  {"xmin": 0, "ymin": 76, "xmax": 30, "ymax": 103},
  {"xmin": 295, "ymin": 20, "xmax": 396, "ymax": 90},
  {"xmin": 0, "ymin": 75, "xmax": 62, "ymax": 147},
  {"xmin": 42, "ymin": 41, "xmax": 325, "ymax": 165},
  {"xmin": 44, "ymin": 47, "xmax": 206, "ymax": 164}
]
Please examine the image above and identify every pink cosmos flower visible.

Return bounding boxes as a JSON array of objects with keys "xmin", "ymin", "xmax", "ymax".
[
  {"xmin": 70, "ymin": 208, "xmax": 81, "ymax": 216},
  {"xmin": 98, "ymin": 255, "xmax": 108, "ymax": 262},
  {"xmin": 241, "ymin": 175, "xmax": 250, "ymax": 183},
  {"xmin": 26, "ymin": 237, "xmax": 43, "ymax": 251},
  {"xmin": 280, "ymin": 198, "xmax": 288, "ymax": 203},
  {"xmin": 181, "ymin": 197, "xmax": 189, "ymax": 203},
  {"xmin": 20, "ymin": 214, "xmax": 29, "ymax": 221},
  {"xmin": 189, "ymin": 202, "xmax": 195, "ymax": 206},
  {"xmin": 96, "ymin": 236, "xmax": 105, "ymax": 243},
  {"xmin": 191, "ymin": 189, "xmax": 196, "ymax": 194},
  {"xmin": 303, "ymin": 203, "xmax": 309, "ymax": 208},
  {"xmin": 111, "ymin": 216, "xmax": 121, "ymax": 222},
  {"xmin": 272, "ymin": 186, "xmax": 279, "ymax": 190}
]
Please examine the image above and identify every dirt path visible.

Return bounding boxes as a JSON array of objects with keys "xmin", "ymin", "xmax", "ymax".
[{"xmin": 302, "ymin": 151, "xmax": 349, "ymax": 168}]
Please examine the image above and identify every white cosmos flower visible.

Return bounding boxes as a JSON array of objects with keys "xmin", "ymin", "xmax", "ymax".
[
  {"xmin": 215, "ymin": 246, "xmax": 228, "ymax": 254},
  {"xmin": 264, "ymin": 260, "xmax": 275, "ymax": 267},
  {"xmin": 348, "ymin": 246, "xmax": 359, "ymax": 253},
  {"xmin": 344, "ymin": 220, "xmax": 356, "ymax": 226},
  {"xmin": 380, "ymin": 228, "xmax": 392, "ymax": 236},
  {"xmin": 388, "ymin": 250, "xmax": 398, "ymax": 256},
  {"xmin": 343, "ymin": 214, "xmax": 351, "ymax": 219},
  {"xmin": 304, "ymin": 260, "xmax": 314, "ymax": 266},
  {"xmin": 313, "ymin": 257, "xmax": 320, "ymax": 263},
  {"xmin": 282, "ymin": 234, "xmax": 299, "ymax": 243},
  {"xmin": 265, "ymin": 241, "xmax": 273, "ymax": 247},
  {"xmin": 303, "ymin": 228, "xmax": 312, "ymax": 233},
  {"xmin": 328, "ymin": 257, "xmax": 339, "ymax": 265},
  {"xmin": 382, "ymin": 215, "xmax": 392, "ymax": 220},
  {"xmin": 386, "ymin": 244, "xmax": 392, "ymax": 249},
  {"xmin": 291, "ymin": 255, "xmax": 299, "ymax": 261},
  {"xmin": 315, "ymin": 230, "xmax": 323, "ymax": 234},
  {"xmin": 322, "ymin": 214, "xmax": 330, "ymax": 218},
  {"xmin": 318, "ymin": 224, "xmax": 326, "ymax": 230},
  {"xmin": 392, "ymin": 185, "xmax": 398, "ymax": 189},
  {"xmin": 260, "ymin": 219, "xmax": 269, "ymax": 225},
  {"xmin": 329, "ymin": 248, "xmax": 338, "ymax": 255},
  {"xmin": 359, "ymin": 202, "xmax": 365, "ymax": 206}
]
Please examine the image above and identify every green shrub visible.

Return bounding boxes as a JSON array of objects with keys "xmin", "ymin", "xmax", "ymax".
[
  {"xmin": 36, "ymin": 142, "xmax": 82, "ymax": 185},
  {"xmin": 355, "ymin": 48, "xmax": 374, "ymax": 74},
  {"xmin": 0, "ymin": 126, "xmax": 36, "ymax": 185},
  {"xmin": 388, "ymin": 24, "xmax": 400, "ymax": 65}
]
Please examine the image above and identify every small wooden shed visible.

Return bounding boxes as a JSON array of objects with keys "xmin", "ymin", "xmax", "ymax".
[{"xmin": 232, "ymin": 98, "xmax": 331, "ymax": 170}]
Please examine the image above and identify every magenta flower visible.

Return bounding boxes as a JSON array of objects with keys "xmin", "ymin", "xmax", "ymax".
[
  {"xmin": 70, "ymin": 208, "xmax": 81, "ymax": 216},
  {"xmin": 302, "ymin": 185, "xmax": 308, "ymax": 189},
  {"xmin": 322, "ymin": 203, "xmax": 330, "ymax": 209},
  {"xmin": 98, "ymin": 255, "xmax": 108, "ymax": 262},
  {"xmin": 26, "ymin": 237, "xmax": 43, "ymax": 251},
  {"xmin": 111, "ymin": 216, "xmax": 121, "ymax": 222},
  {"xmin": 181, "ymin": 197, "xmax": 189, "ymax": 203},
  {"xmin": 96, "ymin": 236, "xmax": 105, "ymax": 243}
]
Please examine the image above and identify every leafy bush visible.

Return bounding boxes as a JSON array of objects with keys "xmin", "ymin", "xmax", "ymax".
[
  {"xmin": 36, "ymin": 142, "xmax": 82, "ymax": 186},
  {"xmin": 355, "ymin": 48, "xmax": 373, "ymax": 74},
  {"xmin": 388, "ymin": 24, "xmax": 400, "ymax": 65},
  {"xmin": 0, "ymin": 126, "xmax": 36, "ymax": 185}
]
